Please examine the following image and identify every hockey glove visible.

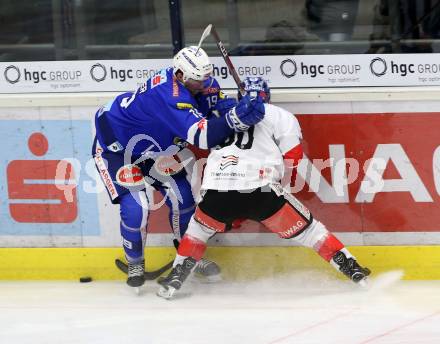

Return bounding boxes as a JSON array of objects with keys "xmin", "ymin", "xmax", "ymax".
[
  {"xmin": 212, "ymin": 97, "xmax": 237, "ymax": 118},
  {"xmin": 225, "ymin": 95, "xmax": 265, "ymax": 132}
]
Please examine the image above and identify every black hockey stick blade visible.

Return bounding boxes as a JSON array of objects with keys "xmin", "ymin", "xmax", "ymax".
[{"xmin": 115, "ymin": 258, "xmax": 173, "ymax": 280}]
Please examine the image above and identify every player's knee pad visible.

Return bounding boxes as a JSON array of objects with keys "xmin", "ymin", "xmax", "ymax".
[
  {"xmin": 261, "ymin": 202, "xmax": 313, "ymax": 239},
  {"xmin": 194, "ymin": 206, "xmax": 227, "ymax": 233}
]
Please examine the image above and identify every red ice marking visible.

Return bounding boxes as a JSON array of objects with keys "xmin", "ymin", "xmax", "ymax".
[
  {"xmin": 359, "ymin": 310, "xmax": 440, "ymax": 343},
  {"xmin": 28, "ymin": 132, "xmax": 49, "ymax": 156},
  {"xmin": 266, "ymin": 309, "xmax": 357, "ymax": 344}
]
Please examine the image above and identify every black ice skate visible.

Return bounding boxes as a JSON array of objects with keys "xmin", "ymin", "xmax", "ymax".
[
  {"xmin": 194, "ymin": 258, "xmax": 222, "ymax": 282},
  {"xmin": 127, "ymin": 259, "xmax": 145, "ymax": 290},
  {"xmin": 332, "ymin": 251, "xmax": 371, "ymax": 286},
  {"xmin": 157, "ymin": 257, "xmax": 197, "ymax": 299}
]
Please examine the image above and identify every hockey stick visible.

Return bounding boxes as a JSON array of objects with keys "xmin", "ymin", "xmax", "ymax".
[
  {"xmin": 205, "ymin": 24, "xmax": 245, "ymax": 96},
  {"xmin": 197, "ymin": 24, "xmax": 213, "ymax": 52},
  {"xmin": 115, "ymin": 258, "xmax": 173, "ymax": 280}
]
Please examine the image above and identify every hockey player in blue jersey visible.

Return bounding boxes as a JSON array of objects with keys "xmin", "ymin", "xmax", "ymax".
[{"xmin": 92, "ymin": 46, "xmax": 265, "ymax": 288}]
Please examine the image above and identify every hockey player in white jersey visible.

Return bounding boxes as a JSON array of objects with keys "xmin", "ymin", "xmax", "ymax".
[{"xmin": 157, "ymin": 77, "xmax": 371, "ymax": 299}]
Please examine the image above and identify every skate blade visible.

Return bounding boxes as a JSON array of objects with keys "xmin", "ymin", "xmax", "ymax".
[
  {"xmin": 204, "ymin": 274, "xmax": 222, "ymax": 283},
  {"xmin": 357, "ymin": 277, "xmax": 370, "ymax": 289},
  {"xmin": 194, "ymin": 273, "xmax": 222, "ymax": 283},
  {"xmin": 157, "ymin": 286, "xmax": 177, "ymax": 300}
]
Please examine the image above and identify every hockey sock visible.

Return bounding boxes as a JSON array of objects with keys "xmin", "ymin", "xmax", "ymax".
[
  {"xmin": 314, "ymin": 232, "xmax": 345, "ymax": 262},
  {"xmin": 291, "ymin": 219, "xmax": 344, "ymax": 261},
  {"xmin": 119, "ymin": 192, "xmax": 148, "ymax": 263},
  {"xmin": 174, "ymin": 216, "xmax": 215, "ymax": 263},
  {"xmin": 177, "ymin": 234, "xmax": 207, "ymax": 261},
  {"xmin": 120, "ymin": 221, "xmax": 145, "ymax": 263}
]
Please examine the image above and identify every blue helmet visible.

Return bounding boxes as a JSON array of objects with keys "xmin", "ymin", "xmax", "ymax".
[{"xmin": 238, "ymin": 77, "xmax": 271, "ymax": 103}]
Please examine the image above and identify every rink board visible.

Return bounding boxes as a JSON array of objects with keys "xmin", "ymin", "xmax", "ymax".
[
  {"xmin": 2, "ymin": 91, "xmax": 440, "ymax": 279},
  {"xmin": 0, "ymin": 246, "xmax": 440, "ymax": 280},
  {"xmin": 2, "ymin": 99, "xmax": 440, "ymax": 247}
]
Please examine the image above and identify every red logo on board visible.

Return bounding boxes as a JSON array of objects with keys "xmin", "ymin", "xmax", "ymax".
[{"xmin": 7, "ymin": 132, "xmax": 78, "ymax": 223}]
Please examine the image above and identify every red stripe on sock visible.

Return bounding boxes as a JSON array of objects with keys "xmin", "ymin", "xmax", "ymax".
[
  {"xmin": 177, "ymin": 234, "xmax": 207, "ymax": 261},
  {"xmin": 316, "ymin": 233, "xmax": 345, "ymax": 261}
]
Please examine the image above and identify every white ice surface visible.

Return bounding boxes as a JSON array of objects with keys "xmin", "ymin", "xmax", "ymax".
[{"xmin": 1, "ymin": 271, "xmax": 440, "ymax": 344}]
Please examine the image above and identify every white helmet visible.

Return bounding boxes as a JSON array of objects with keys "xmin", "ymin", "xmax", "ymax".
[{"xmin": 173, "ymin": 46, "xmax": 213, "ymax": 82}]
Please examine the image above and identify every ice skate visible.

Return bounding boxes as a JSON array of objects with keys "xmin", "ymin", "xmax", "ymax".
[
  {"xmin": 157, "ymin": 257, "xmax": 197, "ymax": 299},
  {"xmin": 127, "ymin": 259, "xmax": 145, "ymax": 291},
  {"xmin": 332, "ymin": 251, "xmax": 371, "ymax": 286},
  {"xmin": 194, "ymin": 258, "xmax": 222, "ymax": 282}
]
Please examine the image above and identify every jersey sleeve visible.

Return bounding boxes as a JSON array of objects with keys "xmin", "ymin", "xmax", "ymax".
[
  {"xmin": 158, "ymin": 83, "xmax": 233, "ymax": 150},
  {"xmin": 270, "ymin": 104, "xmax": 303, "ymax": 155}
]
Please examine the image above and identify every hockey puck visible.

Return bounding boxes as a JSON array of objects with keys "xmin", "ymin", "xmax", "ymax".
[{"xmin": 79, "ymin": 276, "xmax": 92, "ymax": 283}]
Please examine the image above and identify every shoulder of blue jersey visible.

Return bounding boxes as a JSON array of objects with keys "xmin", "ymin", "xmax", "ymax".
[
  {"xmin": 146, "ymin": 68, "xmax": 193, "ymax": 102},
  {"xmin": 150, "ymin": 69, "xmax": 168, "ymax": 89}
]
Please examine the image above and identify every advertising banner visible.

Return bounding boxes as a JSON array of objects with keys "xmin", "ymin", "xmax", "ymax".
[
  {"xmin": 1, "ymin": 102, "xmax": 440, "ymax": 247},
  {"xmin": 295, "ymin": 112, "xmax": 440, "ymax": 233},
  {"xmin": 147, "ymin": 112, "xmax": 440, "ymax": 236},
  {"xmin": 1, "ymin": 54, "xmax": 440, "ymax": 93},
  {"xmin": 0, "ymin": 119, "xmax": 99, "ymax": 237}
]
